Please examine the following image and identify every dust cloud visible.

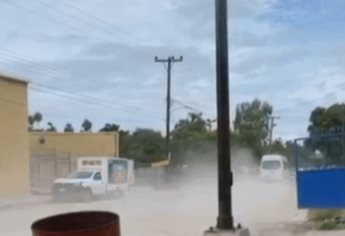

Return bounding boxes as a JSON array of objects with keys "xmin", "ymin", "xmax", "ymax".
[{"xmin": 0, "ymin": 148, "xmax": 304, "ymax": 236}]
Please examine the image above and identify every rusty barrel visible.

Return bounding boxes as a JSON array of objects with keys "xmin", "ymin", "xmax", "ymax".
[{"xmin": 31, "ymin": 211, "xmax": 120, "ymax": 236}]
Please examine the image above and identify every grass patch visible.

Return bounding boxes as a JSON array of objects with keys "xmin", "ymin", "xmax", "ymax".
[
  {"xmin": 318, "ymin": 221, "xmax": 338, "ymax": 230},
  {"xmin": 308, "ymin": 209, "xmax": 344, "ymax": 222}
]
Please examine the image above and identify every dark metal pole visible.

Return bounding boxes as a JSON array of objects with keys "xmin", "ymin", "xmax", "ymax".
[
  {"xmin": 215, "ymin": 0, "xmax": 234, "ymax": 230},
  {"xmin": 166, "ymin": 57, "xmax": 172, "ymax": 158}
]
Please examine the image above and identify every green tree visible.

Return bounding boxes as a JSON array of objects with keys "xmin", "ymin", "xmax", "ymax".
[
  {"xmin": 171, "ymin": 113, "xmax": 216, "ymax": 165},
  {"xmin": 308, "ymin": 104, "xmax": 345, "ymax": 132},
  {"xmin": 81, "ymin": 119, "xmax": 92, "ymax": 132},
  {"xmin": 206, "ymin": 118, "xmax": 216, "ymax": 131},
  {"xmin": 307, "ymin": 103, "xmax": 345, "ymax": 165},
  {"xmin": 28, "ymin": 115, "xmax": 35, "ymax": 131},
  {"xmin": 233, "ymin": 99, "xmax": 273, "ymax": 158},
  {"xmin": 99, "ymin": 123, "xmax": 120, "ymax": 132},
  {"xmin": 126, "ymin": 128, "xmax": 165, "ymax": 163},
  {"xmin": 33, "ymin": 112, "xmax": 43, "ymax": 128},
  {"xmin": 172, "ymin": 113, "xmax": 209, "ymax": 141},
  {"xmin": 119, "ymin": 130, "xmax": 131, "ymax": 157},
  {"xmin": 98, "ymin": 124, "xmax": 131, "ymax": 158},
  {"xmin": 46, "ymin": 122, "xmax": 57, "ymax": 132},
  {"xmin": 64, "ymin": 123, "xmax": 74, "ymax": 133}
]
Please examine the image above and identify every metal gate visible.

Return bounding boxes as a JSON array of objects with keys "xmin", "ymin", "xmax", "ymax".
[
  {"xmin": 30, "ymin": 149, "xmax": 71, "ymax": 194},
  {"xmin": 294, "ymin": 128, "xmax": 345, "ymax": 208}
]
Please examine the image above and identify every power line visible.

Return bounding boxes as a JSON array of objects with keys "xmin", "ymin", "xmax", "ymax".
[
  {"xmin": 0, "ymin": 2, "xmax": 167, "ymax": 124},
  {"xmin": 171, "ymin": 98, "xmax": 202, "ymax": 113},
  {"xmin": 36, "ymin": 0, "xmax": 135, "ymax": 43},
  {"xmin": 32, "ymin": 107, "xmax": 157, "ymax": 125},
  {"xmin": 0, "ymin": 59, "xmax": 165, "ymax": 119},
  {"xmin": 0, "ymin": 49, "xmax": 164, "ymax": 118},
  {"xmin": 0, "ymin": 52, "xmax": 86, "ymax": 87},
  {"xmin": 31, "ymin": 84, "xmax": 164, "ymax": 121},
  {"xmin": 1, "ymin": 0, "xmax": 85, "ymax": 35},
  {"xmin": 0, "ymin": 48, "xmax": 126, "ymax": 93},
  {"xmin": 174, "ymin": 98, "xmax": 215, "ymax": 111},
  {"xmin": 2, "ymin": 0, "xmax": 144, "ymax": 45},
  {"xmin": 58, "ymin": 1, "xmax": 140, "ymax": 42},
  {"xmin": 1, "ymin": 0, "xmax": 130, "ymax": 47}
]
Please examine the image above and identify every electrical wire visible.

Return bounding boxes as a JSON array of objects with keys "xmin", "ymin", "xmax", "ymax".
[
  {"xmin": 2, "ymin": 0, "xmax": 85, "ymax": 35},
  {"xmin": 0, "ymin": 49, "xmax": 164, "ymax": 118},
  {"xmin": 31, "ymin": 84, "xmax": 165, "ymax": 121},
  {"xmin": 58, "ymin": 0, "xmax": 140, "ymax": 42}
]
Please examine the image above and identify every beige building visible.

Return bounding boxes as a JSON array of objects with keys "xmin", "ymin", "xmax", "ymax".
[
  {"xmin": 0, "ymin": 73, "xmax": 121, "ymax": 196},
  {"xmin": 0, "ymin": 74, "xmax": 29, "ymax": 197},
  {"xmin": 29, "ymin": 132, "xmax": 120, "ymax": 193},
  {"xmin": 30, "ymin": 132, "xmax": 119, "ymax": 165}
]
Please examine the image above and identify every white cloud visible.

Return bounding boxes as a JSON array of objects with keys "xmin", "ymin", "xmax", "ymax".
[{"xmin": 1, "ymin": 0, "xmax": 345, "ymax": 141}]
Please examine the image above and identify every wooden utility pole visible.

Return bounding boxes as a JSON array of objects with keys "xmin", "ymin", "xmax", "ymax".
[
  {"xmin": 268, "ymin": 115, "xmax": 280, "ymax": 146},
  {"xmin": 155, "ymin": 56, "xmax": 183, "ymax": 159}
]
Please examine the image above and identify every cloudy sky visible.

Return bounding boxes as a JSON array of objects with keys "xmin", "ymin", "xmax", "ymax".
[{"xmin": 1, "ymin": 0, "xmax": 345, "ymax": 140}]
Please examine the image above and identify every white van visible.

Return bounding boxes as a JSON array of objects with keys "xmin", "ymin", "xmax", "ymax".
[
  {"xmin": 52, "ymin": 157, "xmax": 134, "ymax": 201},
  {"xmin": 260, "ymin": 154, "xmax": 289, "ymax": 180}
]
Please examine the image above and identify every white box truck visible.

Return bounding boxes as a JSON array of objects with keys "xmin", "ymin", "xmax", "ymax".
[{"xmin": 52, "ymin": 157, "xmax": 134, "ymax": 201}]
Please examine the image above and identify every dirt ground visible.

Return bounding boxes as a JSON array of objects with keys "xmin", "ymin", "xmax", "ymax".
[{"xmin": 0, "ymin": 172, "xmax": 344, "ymax": 236}]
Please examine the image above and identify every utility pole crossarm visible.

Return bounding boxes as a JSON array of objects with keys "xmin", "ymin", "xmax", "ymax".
[
  {"xmin": 154, "ymin": 57, "xmax": 168, "ymax": 63},
  {"xmin": 155, "ymin": 56, "xmax": 183, "ymax": 63}
]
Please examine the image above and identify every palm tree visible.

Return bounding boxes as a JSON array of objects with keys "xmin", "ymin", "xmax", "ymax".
[
  {"xmin": 33, "ymin": 112, "xmax": 43, "ymax": 129},
  {"xmin": 28, "ymin": 115, "xmax": 35, "ymax": 130},
  {"xmin": 46, "ymin": 122, "xmax": 57, "ymax": 132}
]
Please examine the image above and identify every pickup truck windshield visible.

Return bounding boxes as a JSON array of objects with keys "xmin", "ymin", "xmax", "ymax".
[{"xmin": 67, "ymin": 171, "xmax": 93, "ymax": 179}]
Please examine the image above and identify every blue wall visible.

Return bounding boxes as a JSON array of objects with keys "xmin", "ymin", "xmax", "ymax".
[{"xmin": 297, "ymin": 168, "xmax": 345, "ymax": 209}]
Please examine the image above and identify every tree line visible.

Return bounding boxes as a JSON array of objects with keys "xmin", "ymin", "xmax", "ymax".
[
  {"xmin": 27, "ymin": 98, "xmax": 287, "ymax": 166},
  {"xmin": 304, "ymin": 103, "xmax": 345, "ymax": 166},
  {"xmin": 28, "ymin": 113, "xmax": 92, "ymax": 133},
  {"xmin": 29, "ymin": 98, "xmax": 343, "ymax": 166}
]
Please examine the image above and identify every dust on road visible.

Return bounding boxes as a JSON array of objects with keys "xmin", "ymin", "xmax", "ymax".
[{"xmin": 0, "ymin": 171, "xmax": 315, "ymax": 236}]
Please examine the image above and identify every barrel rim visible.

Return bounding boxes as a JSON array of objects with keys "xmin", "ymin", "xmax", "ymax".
[{"xmin": 31, "ymin": 211, "xmax": 119, "ymax": 234}]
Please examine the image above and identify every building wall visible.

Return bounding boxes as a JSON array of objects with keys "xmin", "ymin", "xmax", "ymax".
[
  {"xmin": 29, "ymin": 132, "xmax": 119, "ymax": 169},
  {"xmin": 0, "ymin": 75, "xmax": 29, "ymax": 197}
]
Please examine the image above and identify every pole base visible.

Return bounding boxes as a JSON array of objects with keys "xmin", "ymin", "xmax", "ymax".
[{"xmin": 203, "ymin": 226, "xmax": 250, "ymax": 236}]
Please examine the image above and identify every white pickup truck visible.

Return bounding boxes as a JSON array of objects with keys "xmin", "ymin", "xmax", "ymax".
[{"xmin": 52, "ymin": 157, "xmax": 134, "ymax": 201}]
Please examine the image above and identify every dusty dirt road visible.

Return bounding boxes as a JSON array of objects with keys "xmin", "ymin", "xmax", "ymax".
[{"xmin": 0, "ymin": 174, "xmax": 343, "ymax": 236}]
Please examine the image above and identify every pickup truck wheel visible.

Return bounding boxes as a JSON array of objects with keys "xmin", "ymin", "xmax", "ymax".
[{"xmin": 82, "ymin": 188, "xmax": 92, "ymax": 202}]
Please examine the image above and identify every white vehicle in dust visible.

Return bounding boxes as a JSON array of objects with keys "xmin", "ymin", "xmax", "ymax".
[
  {"xmin": 52, "ymin": 157, "xmax": 134, "ymax": 201},
  {"xmin": 260, "ymin": 154, "xmax": 289, "ymax": 180}
]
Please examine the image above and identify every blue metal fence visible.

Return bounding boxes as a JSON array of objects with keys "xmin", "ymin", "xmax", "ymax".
[{"xmin": 295, "ymin": 129, "xmax": 345, "ymax": 209}]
